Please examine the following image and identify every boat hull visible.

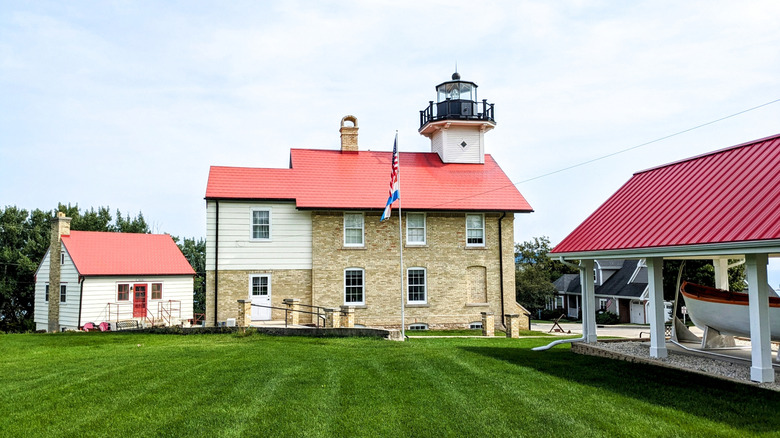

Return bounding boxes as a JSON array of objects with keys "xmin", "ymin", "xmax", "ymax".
[{"xmin": 680, "ymin": 282, "xmax": 780, "ymax": 342}]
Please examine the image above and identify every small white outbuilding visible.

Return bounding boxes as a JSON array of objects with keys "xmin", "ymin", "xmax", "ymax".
[{"xmin": 34, "ymin": 213, "xmax": 195, "ymax": 332}]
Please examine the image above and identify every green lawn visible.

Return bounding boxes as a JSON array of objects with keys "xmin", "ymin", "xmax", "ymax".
[
  {"xmin": 407, "ymin": 329, "xmax": 551, "ymax": 337},
  {"xmin": 1, "ymin": 332, "xmax": 778, "ymax": 437}
]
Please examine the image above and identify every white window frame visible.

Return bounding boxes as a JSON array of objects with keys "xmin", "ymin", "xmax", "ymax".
[
  {"xmin": 343, "ymin": 212, "xmax": 365, "ymax": 247},
  {"xmin": 407, "ymin": 267, "xmax": 427, "ymax": 305},
  {"xmin": 45, "ymin": 284, "xmax": 49, "ymax": 302},
  {"xmin": 599, "ymin": 298, "xmax": 608, "ymax": 311},
  {"xmin": 554, "ymin": 295, "xmax": 564, "ymax": 309},
  {"xmin": 344, "ymin": 268, "xmax": 365, "ymax": 305},
  {"xmin": 60, "ymin": 284, "xmax": 67, "ymax": 303},
  {"xmin": 249, "ymin": 274, "xmax": 271, "ymax": 297},
  {"xmin": 250, "ymin": 207, "xmax": 272, "ymax": 241},
  {"xmin": 465, "ymin": 213, "xmax": 485, "ymax": 247},
  {"xmin": 469, "ymin": 321, "xmax": 483, "ymax": 329},
  {"xmin": 408, "ymin": 323, "xmax": 428, "ymax": 331},
  {"xmin": 406, "ymin": 213, "xmax": 426, "ymax": 245}
]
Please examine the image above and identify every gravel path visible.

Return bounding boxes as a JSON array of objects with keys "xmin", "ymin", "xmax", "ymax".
[{"xmin": 591, "ymin": 340, "xmax": 780, "ymax": 391}]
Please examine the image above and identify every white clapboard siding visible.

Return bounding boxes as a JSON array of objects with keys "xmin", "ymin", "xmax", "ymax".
[
  {"xmin": 33, "ymin": 249, "xmax": 50, "ymax": 329},
  {"xmin": 442, "ymin": 125, "xmax": 485, "ymax": 164},
  {"xmin": 206, "ymin": 201, "xmax": 312, "ymax": 270},
  {"xmin": 79, "ymin": 276, "xmax": 194, "ymax": 325},
  {"xmin": 33, "ymin": 244, "xmax": 81, "ymax": 330}
]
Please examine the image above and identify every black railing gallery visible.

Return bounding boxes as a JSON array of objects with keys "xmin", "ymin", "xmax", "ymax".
[{"xmin": 419, "ymin": 99, "xmax": 495, "ymax": 128}]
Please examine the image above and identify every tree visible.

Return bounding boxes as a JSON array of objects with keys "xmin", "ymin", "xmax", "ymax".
[
  {"xmin": 514, "ymin": 236, "xmax": 577, "ymax": 312},
  {"xmin": 174, "ymin": 237, "xmax": 206, "ymax": 314},
  {"xmin": 663, "ymin": 259, "xmax": 746, "ymax": 302}
]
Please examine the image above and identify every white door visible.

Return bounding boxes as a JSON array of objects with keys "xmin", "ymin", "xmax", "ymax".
[
  {"xmin": 631, "ymin": 301, "xmax": 645, "ymax": 324},
  {"xmin": 250, "ymin": 275, "xmax": 271, "ymax": 320}
]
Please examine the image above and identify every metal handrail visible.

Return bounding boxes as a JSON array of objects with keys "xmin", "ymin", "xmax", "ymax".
[
  {"xmin": 248, "ymin": 303, "xmax": 327, "ymax": 328},
  {"xmin": 158, "ymin": 300, "xmax": 182, "ymax": 326},
  {"xmin": 292, "ymin": 303, "xmax": 331, "ymax": 327}
]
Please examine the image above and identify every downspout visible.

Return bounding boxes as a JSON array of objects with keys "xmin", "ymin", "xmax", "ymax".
[
  {"xmin": 532, "ymin": 257, "xmax": 586, "ymax": 351},
  {"xmin": 214, "ymin": 200, "xmax": 220, "ymax": 327},
  {"xmin": 498, "ymin": 212, "xmax": 506, "ymax": 327},
  {"xmin": 76, "ymin": 276, "xmax": 84, "ymax": 329}
]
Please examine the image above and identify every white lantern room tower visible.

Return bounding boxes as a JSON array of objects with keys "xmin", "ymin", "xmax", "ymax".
[{"xmin": 418, "ymin": 72, "xmax": 496, "ymax": 164}]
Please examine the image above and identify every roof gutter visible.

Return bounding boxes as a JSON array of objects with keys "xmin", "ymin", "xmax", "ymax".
[
  {"xmin": 214, "ymin": 200, "xmax": 220, "ymax": 327},
  {"xmin": 552, "ymin": 239, "xmax": 780, "ymax": 260},
  {"xmin": 498, "ymin": 212, "xmax": 506, "ymax": 327},
  {"xmin": 76, "ymin": 276, "xmax": 85, "ymax": 329}
]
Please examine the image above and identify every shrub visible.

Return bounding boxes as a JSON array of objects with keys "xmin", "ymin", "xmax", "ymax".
[{"xmin": 596, "ymin": 311, "xmax": 620, "ymax": 325}]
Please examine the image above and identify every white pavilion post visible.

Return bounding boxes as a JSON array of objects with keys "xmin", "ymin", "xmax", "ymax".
[
  {"xmin": 713, "ymin": 258, "xmax": 730, "ymax": 291},
  {"xmin": 580, "ymin": 259, "xmax": 597, "ymax": 343},
  {"xmin": 647, "ymin": 257, "xmax": 667, "ymax": 358},
  {"xmin": 746, "ymin": 253, "xmax": 773, "ymax": 383}
]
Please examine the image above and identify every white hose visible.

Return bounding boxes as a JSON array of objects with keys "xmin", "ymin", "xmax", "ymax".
[{"xmin": 532, "ymin": 336, "xmax": 585, "ymax": 351}]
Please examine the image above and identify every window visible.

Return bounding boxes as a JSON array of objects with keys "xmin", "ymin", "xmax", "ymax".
[
  {"xmin": 599, "ymin": 298, "xmax": 608, "ymax": 311},
  {"xmin": 250, "ymin": 275, "xmax": 270, "ymax": 296},
  {"xmin": 344, "ymin": 213, "xmax": 364, "ymax": 246},
  {"xmin": 45, "ymin": 284, "xmax": 49, "ymax": 302},
  {"xmin": 60, "ymin": 285, "xmax": 67, "ymax": 303},
  {"xmin": 409, "ymin": 323, "xmax": 428, "ymax": 331},
  {"xmin": 344, "ymin": 268, "xmax": 365, "ymax": 305},
  {"xmin": 61, "ymin": 253, "xmax": 65, "ymax": 264},
  {"xmin": 469, "ymin": 322, "xmax": 483, "ymax": 330},
  {"xmin": 466, "ymin": 214, "xmax": 484, "ymax": 246},
  {"xmin": 117, "ymin": 284, "xmax": 130, "ymax": 301},
  {"xmin": 406, "ymin": 213, "xmax": 426, "ymax": 245},
  {"xmin": 554, "ymin": 295, "xmax": 564, "ymax": 309},
  {"xmin": 250, "ymin": 208, "xmax": 271, "ymax": 240},
  {"xmin": 151, "ymin": 283, "xmax": 162, "ymax": 300},
  {"xmin": 407, "ymin": 268, "xmax": 427, "ymax": 304}
]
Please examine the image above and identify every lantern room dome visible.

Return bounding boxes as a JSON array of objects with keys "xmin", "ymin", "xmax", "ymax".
[{"xmin": 419, "ymin": 72, "xmax": 495, "ymax": 131}]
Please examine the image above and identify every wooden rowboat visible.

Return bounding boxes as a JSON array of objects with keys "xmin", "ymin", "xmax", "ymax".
[{"xmin": 680, "ymin": 281, "xmax": 780, "ymax": 341}]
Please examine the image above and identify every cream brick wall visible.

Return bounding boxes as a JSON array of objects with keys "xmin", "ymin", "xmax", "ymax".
[
  {"xmin": 207, "ymin": 210, "xmax": 524, "ymax": 330},
  {"xmin": 206, "ymin": 269, "xmax": 312, "ymax": 326},
  {"xmin": 312, "ymin": 211, "xmax": 520, "ymax": 330}
]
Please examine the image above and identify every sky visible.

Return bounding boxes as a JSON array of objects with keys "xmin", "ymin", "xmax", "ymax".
[{"xmin": 2, "ymin": 1, "xmax": 780, "ymax": 285}]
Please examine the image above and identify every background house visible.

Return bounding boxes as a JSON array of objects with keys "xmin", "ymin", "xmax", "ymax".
[
  {"xmin": 551, "ymin": 259, "xmax": 655, "ymax": 323},
  {"xmin": 35, "ymin": 213, "xmax": 195, "ymax": 331},
  {"xmin": 205, "ymin": 74, "xmax": 533, "ymax": 330}
]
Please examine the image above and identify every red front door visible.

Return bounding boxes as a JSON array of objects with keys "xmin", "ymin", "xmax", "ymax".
[{"xmin": 133, "ymin": 285, "xmax": 147, "ymax": 318}]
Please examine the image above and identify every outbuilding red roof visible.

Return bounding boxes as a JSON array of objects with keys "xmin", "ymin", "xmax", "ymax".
[
  {"xmin": 552, "ymin": 133, "xmax": 780, "ymax": 255},
  {"xmin": 61, "ymin": 231, "xmax": 195, "ymax": 276},
  {"xmin": 206, "ymin": 149, "xmax": 532, "ymax": 212}
]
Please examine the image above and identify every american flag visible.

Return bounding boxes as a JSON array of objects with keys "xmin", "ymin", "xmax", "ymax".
[{"xmin": 381, "ymin": 134, "xmax": 400, "ymax": 221}]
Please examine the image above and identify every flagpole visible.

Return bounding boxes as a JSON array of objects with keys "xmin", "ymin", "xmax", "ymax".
[{"xmin": 396, "ymin": 131, "xmax": 405, "ymax": 339}]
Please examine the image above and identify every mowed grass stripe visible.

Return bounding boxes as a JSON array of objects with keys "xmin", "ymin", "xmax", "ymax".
[{"xmin": 2, "ymin": 333, "xmax": 780, "ymax": 437}]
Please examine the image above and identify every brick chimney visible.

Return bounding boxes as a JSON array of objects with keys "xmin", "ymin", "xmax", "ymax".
[
  {"xmin": 340, "ymin": 115, "xmax": 358, "ymax": 152},
  {"xmin": 48, "ymin": 212, "xmax": 71, "ymax": 332}
]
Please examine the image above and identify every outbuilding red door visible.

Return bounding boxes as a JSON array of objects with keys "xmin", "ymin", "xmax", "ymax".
[{"xmin": 133, "ymin": 285, "xmax": 147, "ymax": 318}]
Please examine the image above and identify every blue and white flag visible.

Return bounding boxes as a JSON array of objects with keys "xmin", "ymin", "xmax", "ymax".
[{"xmin": 381, "ymin": 134, "xmax": 400, "ymax": 221}]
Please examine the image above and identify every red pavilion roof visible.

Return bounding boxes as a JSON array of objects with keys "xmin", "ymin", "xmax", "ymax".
[{"xmin": 552, "ymin": 133, "xmax": 780, "ymax": 255}]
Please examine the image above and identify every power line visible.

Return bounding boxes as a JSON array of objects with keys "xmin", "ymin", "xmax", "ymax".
[
  {"xmin": 423, "ymin": 96, "xmax": 780, "ymax": 209},
  {"xmin": 516, "ymin": 97, "xmax": 780, "ymax": 185}
]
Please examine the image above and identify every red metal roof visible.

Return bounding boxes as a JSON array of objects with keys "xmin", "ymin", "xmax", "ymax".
[
  {"xmin": 552, "ymin": 133, "xmax": 780, "ymax": 254},
  {"xmin": 206, "ymin": 149, "xmax": 532, "ymax": 212},
  {"xmin": 62, "ymin": 231, "xmax": 196, "ymax": 276}
]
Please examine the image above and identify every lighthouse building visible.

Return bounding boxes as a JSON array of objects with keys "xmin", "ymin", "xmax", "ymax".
[{"xmin": 204, "ymin": 73, "xmax": 532, "ymax": 331}]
